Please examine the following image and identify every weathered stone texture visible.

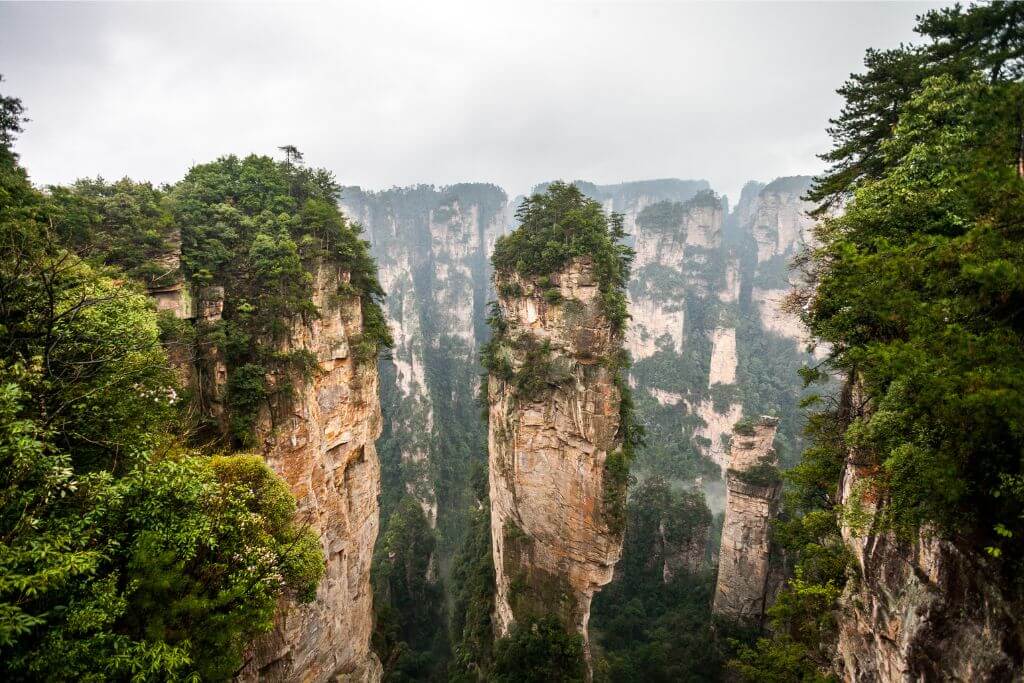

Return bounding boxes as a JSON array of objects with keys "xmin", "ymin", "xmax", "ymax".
[
  {"xmin": 488, "ymin": 258, "xmax": 625, "ymax": 661},
  {"xmin": 834, "ymin": 384, "xmax": 1022, "ymax": 682},
  {"xmin": 712, "ymin": 416, "xmax": 781, "ymax": 624},
  {"xmin": 236, "ymin": 269, "xmax": 383, "ymax": 683}
]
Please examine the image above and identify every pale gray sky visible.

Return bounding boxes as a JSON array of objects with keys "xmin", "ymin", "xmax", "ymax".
[{"xmin": 1, "ymin": 1, "xmax": 941, "ymax": 201}]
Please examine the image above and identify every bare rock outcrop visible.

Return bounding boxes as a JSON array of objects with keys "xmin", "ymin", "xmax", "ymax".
[
  {"xmin": 237, "ymin": 269, "xmax": 382, "ymax": 682},
  {"xmin": 487, "ymin": 258, "xmax": 626, "ymax": 661},
  {"xmin": 152, "ymin": 266, "xmax": 382, "ymax": 683},
  {"xmin": 833, "ymin": 384, "xmax": 1022, "ymax": 681},
  {"xmin": 712, "ymin": 416, "xmax": 781, "ymax": 624}
]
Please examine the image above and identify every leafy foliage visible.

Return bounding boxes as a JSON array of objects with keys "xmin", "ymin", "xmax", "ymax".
[
  {"xmin": 801, "ymin": 72, "xmax": 1024, "ymax": 549},
  {"xmin": 0, "ymin": 79, "xmax": 323, "ymax": 681},
  {"xmin": 168, "ymin": 154, "xmax": 391, "ymax": 445},
  {"xmin": 372, "ymin": 496, "xmax": 449, "ymax": 682},
  {"xmin": 740, "ymin": 4, "xmax": 1024, "ymax": 678},
  {"xmin": 807, "ymin": 1, "xmax": 1023, "ymax": 211},
  {"xmin": 591, "ymin": 478, "xmax": 723, "ymax": 682},
  {"xmin": 447, "ymin": 464, "xmax": 496, "ymax": 681},
  {"xmin": 491, "ymin": 181, "xmax": 634, "ymax": 332},
  {"xmin": 491, "ymin": 616, "xmax": 586, "ymax": 683}
]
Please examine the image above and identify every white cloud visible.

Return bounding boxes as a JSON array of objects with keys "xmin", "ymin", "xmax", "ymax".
[{"xmin": 0, "ymin": 0, "xmax": 942, "ymax": 200}]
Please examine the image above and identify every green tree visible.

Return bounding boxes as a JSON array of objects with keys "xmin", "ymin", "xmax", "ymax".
[
  {"xmin": 167, "ymin": 153, "xmax": 391, "ymax": 445},
  {"xmin": 372, "ymin": 496, "xmax": 449, "ymax": 682},
  {"xmin": 807, "ymin": 1, "xmax": 1024, "ymax": 212},
  {"xmin": 491, "ymin": 616, "xmax": 586, "ymax": 683},
  {"xmin": 0, "ymin": 80, "xmax": 323, "ymax": 682},
  {"xmin": 741, "ymin": 4, "xmax": 1024, "ymax": 679}
]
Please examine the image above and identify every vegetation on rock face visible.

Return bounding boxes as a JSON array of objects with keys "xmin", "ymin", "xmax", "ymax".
[
  {"xmin": 48, "ymin": 177, "xmax": 179, "ymax": 286},
  {"xmin": 737, "ymin": 3, "xmax": 1024, "ymax": 678},
  {"xmin": 0, "ymin": 84, "xmax": 323, "ymax": 680},
  {"xmin": 799, "ymin": 4, "xmax": 1024, "ymax": 557},
  {"xmin": 491, "ymin": 181, "xmax": 634, "ymax": 332},
  {"xmin": 171, "ymin": 154, "xmax": 391, "ymax": 445},
  {"xmin": 480, "ymin": 181, "xmax": 644, "ymax": 673},
  {"xmin": 729, "ymin": 456, "xmax": 782, "ymax": 489}
]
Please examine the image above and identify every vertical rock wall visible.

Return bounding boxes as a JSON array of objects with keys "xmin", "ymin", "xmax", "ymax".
[
  {"xmin": 153, "ymin": 264, "xmax": 383, "ymax": 683},
  {"xmin": 237, "ymin": 269, "xmax": 383, "ymax": 682},
  {"xmin": 712, "ymin": 416, "xmax": 781, "ymax": 624},
  {"xmin": 487, "ymin": 259, "xmax": 625, "ymax": 657},
  {"xmin": 341, "ymin": 185, "xmax": 506, "ymax": 538},
  {"xmin": 832, "ymin": 382, "xmax": 1022, "ymax": 681}
]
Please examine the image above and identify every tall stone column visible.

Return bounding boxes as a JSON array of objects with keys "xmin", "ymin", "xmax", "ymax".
[
  {"xmin": 713, "ymin": 416, "xmax": 781, "ymax": 625},
  {"xmin": 487, "ymin": 257, "xmax": 626, "ymax": 664}
]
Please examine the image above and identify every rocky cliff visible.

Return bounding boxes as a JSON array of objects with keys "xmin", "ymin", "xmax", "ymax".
[
  {"xmin": 742, "ymin": 176, "xmax": 817, "ymax": 346},
  {"xmin": 238, "ymin": 270, "xmax": 383, "ymax": 683},
  {"xmin": 832, "ymin": 382, "xmax": 1022, "ymax": 681},
  {"xmin": 712, "ymin": 416, "xmax": 781, "ymax": 624},
  {"xmin": 487, "ymin": 258, "xmax": 626, "ymax": 658},
  {"xmin": 150, "ymin": 260, "xmax": 383, "ymax": 682},
  {"xmin": 342, "ymin": 185, "xmax": 505, "ymax": 552},
  {"xmin": 577, "ymin": 177, "xmax": 817, "ymax": 489}
]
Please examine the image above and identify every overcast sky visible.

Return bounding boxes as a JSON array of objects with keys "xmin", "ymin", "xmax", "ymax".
[{"xmin": 1, "ymin": 1, "xmax": 941, "ymax": 202}]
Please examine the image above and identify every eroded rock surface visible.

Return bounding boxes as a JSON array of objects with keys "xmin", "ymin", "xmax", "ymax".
[
  {"xmin": 237, "ymin": 269, "xmax": 383, "ymax": 683},
  {"xmin": 488, "ymin": 258, "xmax": 625, "ymax": 659},
  {"xmin": 154, "ymin": 266, "xmax": 382, "ymax": 683},
  {"xmin": 833, "ymin": 385, "xmax": 1022, "ymax": 682},
  {"xmin": 342, "ymin": 185, "xmax": 506, "ymax": 530},
  {"xmin": 713, "ymin": 416, "xmax": 781, "ymax": 624}
]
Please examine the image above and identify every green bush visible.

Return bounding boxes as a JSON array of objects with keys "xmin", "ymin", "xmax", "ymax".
[
  {"xmin": 491, "ymin": 616, "xmax": 586, "ymax": 683},
  {"xmin": 0, "ymin": 83, "xmax": 323, "ymax": 680},
  {"xmin": 492, "ymin": 182, "xmax": 634, "ymax": 333}
]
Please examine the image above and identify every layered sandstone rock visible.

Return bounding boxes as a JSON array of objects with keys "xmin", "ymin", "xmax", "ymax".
[
  {"xmin": 833, "ymin": 383, "xmax": 1022, "ymax": 681},
  {"xmin": 740, "ymin": 176, "xmax": 817, "ymax": 347},
  {"xmin": 152, "ymin": 266, "xmax": 382, "ymax": 683},
  {"xmin": 713, "ymin": 416, "xmax": 781, "ymax": 624},
  {"xmin": 237, "ymin": 269, "xmax": 383, "ymax": 683},
  {"xmin": 487, "ymin": 258, "xmax": 625, "ymax": 659},
  {"xmin": 342, "ymin": 185, "xmax": 506, "ymax": 530}
]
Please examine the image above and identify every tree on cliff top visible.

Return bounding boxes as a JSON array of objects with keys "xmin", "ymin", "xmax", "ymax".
[
  {"xmin": 737, "ymin": 4, "xmax": 1024, "ymax": 679},
  {"xmin": 807, "ymin": 1, "xmax": 1024, "ymax": 213},
  {"xmin": 491, "ymin": 181, "xmax": 634, "ymax": 332},
  {"xmin": 0, "ymin": 80, "xmax": 323, "ymax": 682}
]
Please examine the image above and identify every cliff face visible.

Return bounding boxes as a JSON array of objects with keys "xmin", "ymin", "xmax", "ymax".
[
  {"xmin": 239, "ymin": 270, "xmax": 383, "ymax": 683},
  {"xmin": 151, "ymin": 264, "xmax": 382, "ymax": 682},
  {"xmin": 833, "ymin": 385, "xmax": 1021, "ymax": 681},
  {"xmin": 741, "ymin": 177, "xmax": 817, "ymax": 346},
  {"xmin": 487, "ymin": 258, "xmax": 624, "ymax": 652},
  {"xmin": 341, "ymin": 185, "xmax": 505, "ymax": 545},
  {"xmin": 712, "ymin": 416, "xmax": 781, "ymax": 624},
  {"xmin": 580, "ymin": 177, "xmax": 816, "ymax": 487}
]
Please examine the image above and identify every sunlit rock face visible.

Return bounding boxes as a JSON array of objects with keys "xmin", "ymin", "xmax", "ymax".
[
  {"xmin": 832, "ymin": 382, "xmax": 1022, "ymax": 682},
  {"xmin": 488, "ymin": 259, "xmax": 624, "ymax": 664},
  {"xmin": 341, "ymin": 184, "xmax": 506, "ymax": 537},
  {"xmin": 237, "ymin": 268, "xmax": 383, "ymax": 683},
  {"xmin": 712, "ymin": 416, "xmax": 781, "ymax": 624}
]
